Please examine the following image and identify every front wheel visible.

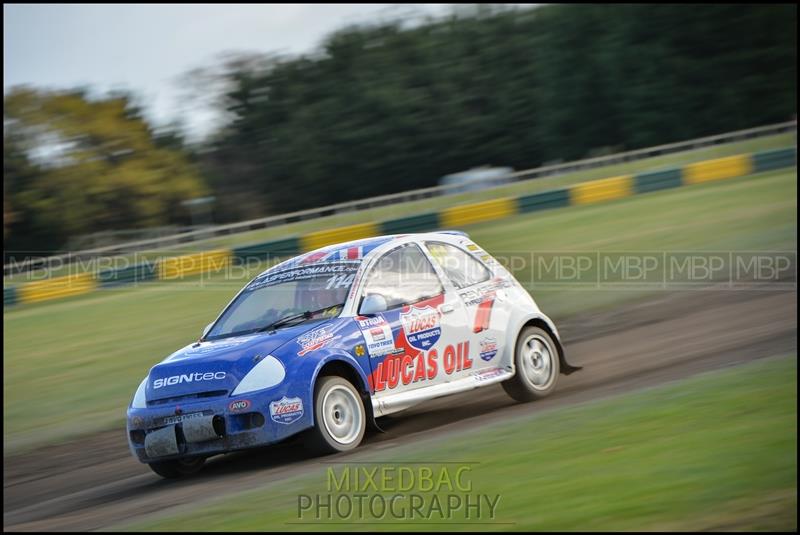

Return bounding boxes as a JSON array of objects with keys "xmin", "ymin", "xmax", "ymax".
[
  {"xmin": 502, "ymin": 326, "xmax": 560, "ymax": 402},
  {"xmin": 306, "ymin": 376, "xmax": 366, "ymax": 455},
  {"xmin": 148, "ymin": 456, "xmax": 206, "ymax": 479}
]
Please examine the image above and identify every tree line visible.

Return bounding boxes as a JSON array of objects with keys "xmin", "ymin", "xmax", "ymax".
[{"xmin": 4, "ymin": 4, "xmax": 796, "ymax": 259}]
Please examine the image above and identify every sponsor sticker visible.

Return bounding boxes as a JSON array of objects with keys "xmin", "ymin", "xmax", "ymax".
[
  {"xmin": 479, "ymin": 337, "xmax": 498, "ymax": 362},
  {"xmin": 459, "ymin": 279, "xmax": 511, "ymax": 307},
  {"xmin": 400, "ymin": 305, "xmax": 442, "ymax": 350},
  {"xmin": 161, "ymin": 411, "xmax": 207, "ymax": 425},
  {"xmin": 357, "ymin": 315, "xmax": 395, "ymax": 357},
  {"xmin": 269, "ymin": 396, "xmax": 304, "ymax": 424},
  {"xmin": 152, "ymin": 371, "xmax": 226, "ymax": 390},
  {"xmin": 228, "ymin": 399, "xmax": 252, "ymax": 412},
  {"xmin": 180, "ymin": 336, "xmax": 257, "ymax": 358},
  {"xmin": 247, "ymin": 262, "xmax": 359, "ymax": 291},
  {"xmin": 297, "ymin": 327, "xmax": 335, "ymax": 356},
  {"xmin": 472, "ymin": 367, "xmax": 505, "ymax": 383},
  {"xmin": 370, "ymin": 340, "xmax": 472, "ymax": 392},
  {"xmin": 354, "ymin": 344, "xmax": 366, "ymax": 357}
]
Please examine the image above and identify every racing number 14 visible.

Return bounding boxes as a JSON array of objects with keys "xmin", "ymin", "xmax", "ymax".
[{"xmin": 326, "ymin": 274, "xmax": 355, "ymax": 289}]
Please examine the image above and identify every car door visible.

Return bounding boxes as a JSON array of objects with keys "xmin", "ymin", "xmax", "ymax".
[
  {"xmin": 355, "ymin": 242, "xmax": 471, "ymax": 397},
  {"xmin": 423, "ymin": 241, "xmax": 510, "ymax": 375}
]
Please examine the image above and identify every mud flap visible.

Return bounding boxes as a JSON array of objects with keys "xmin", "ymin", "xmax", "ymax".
[
  {"xmin": 369, "ymin": 416, "xmax": 387, "ymax": 433},
  {"xmin": 561, "ymin": 360, "xmax": 582, "ymax": 375},
  {"xmin": 364, "ymin": 394, "xmax": 386, "ymax": 433},
  {"xmin": 144, "ymin": 425, "xmax": 179, "ymax": 458},
  {"xmin": 555, "ymin": 339, "xmax": 582, "ymax": 375},
  {"xmin": 182, "ymin": 415, "xmax": 223, "ymax": 443}
]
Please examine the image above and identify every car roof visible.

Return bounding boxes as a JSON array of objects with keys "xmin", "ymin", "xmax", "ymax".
[{"xmin": 260, "ymin": 231, "xmax": 470, "ymax": 276}]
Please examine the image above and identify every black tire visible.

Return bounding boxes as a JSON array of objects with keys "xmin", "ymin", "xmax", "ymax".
[
  {"xmin": 306, "ymin": 376, "xmax": 366, "ymax": 455},
  {"xmin": 502, "ymin": 326, "xmax": 561, "ymax": 402},
  {"xmin": 147, "ymin": 456, "xmax": 206, "ymax": 479}
]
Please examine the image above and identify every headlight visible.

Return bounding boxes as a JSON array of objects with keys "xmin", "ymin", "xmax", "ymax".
[
  {"xmin": 232, "ymin": 355, "xmax": 285, "ymax": 396},
  {"xmin": 131, "ymin": 378, "xmax": 148, "ymax": 409}
]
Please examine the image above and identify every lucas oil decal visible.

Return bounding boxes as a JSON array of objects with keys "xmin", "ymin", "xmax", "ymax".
[
  {"xmin": 297, "ymin": 327, "xmax": 334, "ymax": 356},
  {"xmin": 479, "ymin": 337, "xmax": 498, "ymax": 361},
  {"xmin": 269, "ymin": 396, "xmax": 304, "ymax": 424},
  {"xmin": 356, "ymin": 315, "xmax": 395, "ymax": 357},
  {"xmin": 400, "ymin": 306, "xmax": 442, "ymax": 350},
  {"xmin": 370, "ymin": 342, "xmax": 472, "ymax": 392}
]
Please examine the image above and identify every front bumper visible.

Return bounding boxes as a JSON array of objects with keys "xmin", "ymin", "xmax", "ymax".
[{"xmin": 127, "ymin": 394, "xmax": 286, "ymax": 463}]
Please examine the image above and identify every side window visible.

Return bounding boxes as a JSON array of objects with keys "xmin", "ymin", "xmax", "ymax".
[
  {"xmin": 425, "ymin": 241, "xmax": 491, "ymax": 289},
  {"xmin": 362, "ymin": 244, "xmax": 444, "ymax": 310}
]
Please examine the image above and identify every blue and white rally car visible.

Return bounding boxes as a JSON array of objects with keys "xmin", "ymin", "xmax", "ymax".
[{"xmin": 127, "ymin": 232, "xmax": 580, "ymax": 477}]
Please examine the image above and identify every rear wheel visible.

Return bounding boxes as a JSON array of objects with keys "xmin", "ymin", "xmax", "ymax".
[
  {"xmin": 148, "ymin": 456, "xmax": 206, "ymax": 479},
  {"xmin": 306, "ymin": 376, "xmax": 366, "ymax": 455},
  {"xmin": 502, "ymin": 326, "xmax": 560, "ymax": 402}
]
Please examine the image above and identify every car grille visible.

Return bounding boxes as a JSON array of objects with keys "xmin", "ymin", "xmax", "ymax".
[{"xmin": 147, "ymin": 390, "xmax": 229, "ymax": 406}]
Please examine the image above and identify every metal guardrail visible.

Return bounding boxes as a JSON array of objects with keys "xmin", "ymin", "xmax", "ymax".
[{"xmin": 4, "ymin": 120, "xmax": 796, "ymax": 278}]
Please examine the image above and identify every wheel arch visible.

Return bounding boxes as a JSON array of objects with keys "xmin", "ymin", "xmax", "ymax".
[
  {"xmin": 310, "ymin": 355, "xmax": 379, "ymax": 430},
  {"xmin": 516, "ymin": 317, "xmax": 581, "ymax": 376}
]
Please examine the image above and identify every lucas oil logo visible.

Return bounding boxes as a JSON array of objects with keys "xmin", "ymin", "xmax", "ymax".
[
  {"xmin": 400, "ymin": 305, "xmax": 442, "ymax": 350},
  {"xmin": 479, "ymin": 337, "xmax": 498, "ymax": 362},
  {"xmin": 269, "ymin": 396, "xmax": 304, "ymax": 424}
]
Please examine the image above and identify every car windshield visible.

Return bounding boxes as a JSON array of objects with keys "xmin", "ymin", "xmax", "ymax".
[{"xmin": 205, "ymin": 262, "xmax": 358, "ymax": 340}]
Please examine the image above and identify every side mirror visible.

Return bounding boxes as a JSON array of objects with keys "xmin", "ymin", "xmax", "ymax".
[
  {"xmin": 360, "ymin": 294, "xmax": 388, "ymax": 316},
  {"xmin": 201, "ymin": 322, "xmax": 214, "ymax": 339}
]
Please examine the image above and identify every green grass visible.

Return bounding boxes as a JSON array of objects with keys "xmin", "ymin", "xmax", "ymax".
[
  {"xmin": 120, "ymin": 355, "xmax": 797, "ymax": 531},
  {"xmin": 3, "ymin": 132, "xmax": 794, "ymax": 283},
  {"xmin": 2, "ymin": 168, "xmax": 796, "ymax": 453}
]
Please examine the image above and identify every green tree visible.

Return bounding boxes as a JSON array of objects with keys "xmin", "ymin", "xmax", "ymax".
[
  {"xmin": 4, "ymin": 88, "xmax": 208, "ymax": 256},
  {"xmin": 196, "ymin": 4, "xmax": 796, "ymax": 219}
]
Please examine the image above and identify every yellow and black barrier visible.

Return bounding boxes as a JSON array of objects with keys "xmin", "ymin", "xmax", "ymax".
[
  {"xmin": 17, "ymin": 272, "xmax": 97, "ymax": 304},
  {"xmin": 301, "ymin": 222, "xmax": 380, "ymax": 252},
  {"xmin": 5, "ymin": 147, "xmax": 795, "ymax": 306},
  {"xmin": 440, "ymin": 197, "xmax": 517, "ymax": 227},
  {"xmin": 157, "ymin": 249, "xmax": 231, "ymax": 280},
  {"xmin": 570, "ymin": 175, "xmax": 634, "ymax": 205},
  {"xmin": 684, "ymin": 155, "xmax": 752, "ymax": 185}
]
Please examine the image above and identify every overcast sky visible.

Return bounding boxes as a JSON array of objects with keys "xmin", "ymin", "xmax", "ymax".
[{"xmin": 4, "ymin": 4, "xmax": 484, "ymax": 139}]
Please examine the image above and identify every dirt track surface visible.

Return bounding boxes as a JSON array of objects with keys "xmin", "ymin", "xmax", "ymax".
[{"xmin": 4, "ymin": 287, "xmax": 797, "ymax": 531}]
